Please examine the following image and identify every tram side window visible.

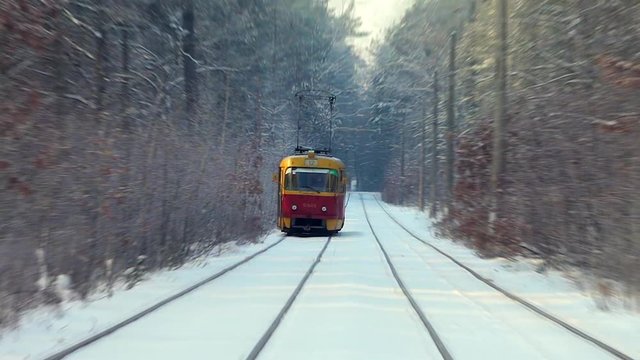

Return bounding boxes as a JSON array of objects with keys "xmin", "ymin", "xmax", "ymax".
[
  {"xmin": 284, "ymin": 168, "xmax": 294, "ymax": 189},
  {"xmin": 328, "ymin": 169, "xmax": 340, "ymax": 192}
]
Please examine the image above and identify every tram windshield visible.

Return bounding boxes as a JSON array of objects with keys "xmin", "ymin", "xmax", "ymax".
[{"xmin": 284, "ymin": 168, "xmax": 340, "ymax": 193}]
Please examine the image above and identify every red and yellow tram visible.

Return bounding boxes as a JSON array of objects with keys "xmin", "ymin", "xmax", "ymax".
[{"xmin": 276, "ymin": 148, "xmax": 347, "ymax": 235}]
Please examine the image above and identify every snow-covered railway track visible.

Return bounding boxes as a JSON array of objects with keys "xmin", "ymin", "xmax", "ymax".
[
  {"xmin": 360, "ymin": 194, "xmax": 453, "ymax": 360},
  {"xmin": 43, "ymin": 235, "xmax": 288, "ymax": 360},
  {"xmin": 371, "ymin": 194, "xmax": 633, "ymax": 360},
  {"xmin": 246, "ymin": 235, "xmax": 332, "ymax": 360}
]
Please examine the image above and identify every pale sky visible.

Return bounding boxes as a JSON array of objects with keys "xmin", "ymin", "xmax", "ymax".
[{"xmin": 328, "ymin": 0, "xmax": 415, "ymax": 60}]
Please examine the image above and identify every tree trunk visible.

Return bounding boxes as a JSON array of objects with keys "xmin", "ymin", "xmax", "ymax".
[
  {"xmin": 400, "ymin": 114, "xmax": 406, "ymax": 205},
  {"xmin": 419, "ymin": 104, "xmax": 426, "ymax": 211},
  {"xmin": 446, "ymin": 33, "xmax": 457, "ymax": 207},
  {"xmin": 120, "ymin": 26, "xmax": 131, "ymax": 130},
  {"xmin": 183, "ymin": 0, "xmax": 198, "ymax": 127},
  {"xmin": 220, "ymin": 72, "xmax": 230, "ymax": 154},
  {"xmin": 430, "ymin": 70, "xmax": 440, "ymax": 217},
  {"xmin": 491, "ymin": 0, "xmax": 508, "ymax": 222}
]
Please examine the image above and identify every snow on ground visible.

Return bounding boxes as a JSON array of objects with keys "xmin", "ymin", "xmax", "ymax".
[
  {"xmin": 3, "ymin": 193, "xmax": 638, "ymax": 360},
  {"xmin": 374, "ymin": 193, "xmax": 640, "ymax": 359},
  {"xmin": 0, "ymin": 232, "xmax": 284, "ymax": 360},
  {"xmin": 65, "ymin": 237, "xmax": 327, "ymax": 360},
  {"xmin": 259, "ymin": 196, "xmax": 443, "ymax": 360},
  {"xmin": 363, "ymin": 194, "xmax": 612, "ymax": 359}
]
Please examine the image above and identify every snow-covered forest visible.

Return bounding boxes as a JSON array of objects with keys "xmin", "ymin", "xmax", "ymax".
[
  {"xmin": 0, "ymin": 0, "xmax": 362, "ymax": 325},
  {"xmin": 364, "ymin": 0, "xmax": 640, "ymax": 297},
  {"xmin": 1, "ymin": 0, "xmax": 639, "ymax": 333}
]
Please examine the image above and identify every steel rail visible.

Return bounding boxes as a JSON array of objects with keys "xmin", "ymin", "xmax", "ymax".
[
  {"xmin": 360, "ymin": 194, "xmax": 453, "ymax": 360},
  {"xmin": 43, "ymin": 235, "xmax": 288, "ymax": 360},
  {"xmin": 371, "ymin": 194, "xmax": 633, "ymax": 360},
  {"xmin": 246, "ymin": 235, "xmax": 332, "ymax": 360}
]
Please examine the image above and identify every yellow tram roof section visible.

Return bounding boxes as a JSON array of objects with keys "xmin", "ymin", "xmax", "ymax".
[{"xmin": 279, "ymin": 152, "xmax": 345, "ymax": 169}]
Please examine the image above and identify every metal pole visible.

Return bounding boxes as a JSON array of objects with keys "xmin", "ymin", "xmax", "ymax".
[
  {"xmin": 491, "ymin": 0, "xmax": 508, "ymax": 221},
  {"xmin": 430, "ymin": 69, "xmax": 440, "ymax": 217},
  {"xmin": 329, "ymin": 96, "xmax": 335, "ymax": 152},
  {"xmin": 400, "ymin": 114, "xmax": 405, "ymax": 205},
  {"xmin": 419, "ymin": 104, "xmax": 426, "ymax": 211},
  {"xmin": 446, "ymin": 32, "xmax": 457, "ymax": 205},
  {"xmin": 296, "ymin": 94, "xmax": 303, "ymax": 149}
]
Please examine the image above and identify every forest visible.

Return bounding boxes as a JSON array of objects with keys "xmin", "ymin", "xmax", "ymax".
[
  {"xmin": 1, "ymin": 0, "xmax": 639, "ymax": 327},
  {"xmin": 364, "ymin": 0, "xmax": 640, "ymax": 302},
  {"xmin": 0, "ymin": 0, "xmax": 362, "ymax": 325}
]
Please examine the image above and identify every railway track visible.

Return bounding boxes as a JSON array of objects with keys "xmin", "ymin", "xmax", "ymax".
[
  {"xmin": 370, "ymin": 194, "xmax": 633, "ymax": 360},
  {"xmin": 360, "ymin": 194, "xmax": 453, "ymax": 360},
  {"xmin": 43, "ymin": 235, "xmax": 288, "ymax": 360},
  {"xmin": 39, "ymin": 195, "xmax": 632, "ymax": 359},
  {"xmin": 246, "ymin": 235, "xmax": 332, "ymax": 360}
]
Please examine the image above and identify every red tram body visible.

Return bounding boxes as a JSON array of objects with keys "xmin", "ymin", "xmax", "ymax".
[{"xmin": 276, "ymin": 149, "xmax": 347, "ymax": 234}]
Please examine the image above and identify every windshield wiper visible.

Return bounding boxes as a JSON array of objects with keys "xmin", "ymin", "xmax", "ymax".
[{"xmin": 300, "ymin": 185, "xmax": 321, "ymax": 193}]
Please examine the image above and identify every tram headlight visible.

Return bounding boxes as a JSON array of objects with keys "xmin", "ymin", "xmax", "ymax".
[
  {"xmin": 321, "ymin": 206, "xmax": 327, "ymax": 212},
  {"xmin": 291, "ymin": 204, "xmax": 298, "ymax": 211}
]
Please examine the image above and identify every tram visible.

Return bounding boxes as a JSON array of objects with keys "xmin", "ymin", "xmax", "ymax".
[
  {"xmin": 275, "ymin": 89, "xmax": 347, "ymax": 234},
  {"xmin": 276, "ymin": 147, "xmax": 347, "ymax": 235}
]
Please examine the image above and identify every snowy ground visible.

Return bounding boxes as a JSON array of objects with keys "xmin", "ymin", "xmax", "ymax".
[
  {"xmin": 258, "ymin": 196, "xmax": 442, "ymax": 360},
  {"xmin": 65, "ymin": 237, "xmax": 328, "ymax": 360},
  {"xmin": 373, "ymin": 193, "xmax": 640, "ymax": 359},
  {"xmin": 0, "ymin": 234, "xmax": 288, "ymax": 360},
  {"xmin": 1, "ymin": 192, "xmax": 638, "ymax": 359}
]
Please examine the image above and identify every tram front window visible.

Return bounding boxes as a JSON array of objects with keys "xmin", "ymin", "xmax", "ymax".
[{"xmin": 285, "ymin": 168, "xmax": 339, "ymax": 193}]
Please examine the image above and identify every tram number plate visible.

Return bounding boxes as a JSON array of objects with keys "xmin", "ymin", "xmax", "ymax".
[{"xmin": 304, "ymin": 159, "xmax": 318, "ymax": 167}]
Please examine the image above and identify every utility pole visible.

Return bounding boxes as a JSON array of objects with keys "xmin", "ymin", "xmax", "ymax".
[
  {"xmin": 119, "ymin": 25, "xmax": 131, "ymax": 130},
  {"xmin": 419, "ymin": 103, "xmax": 426, "ymax": 211},
  {"xmin": 446, "ymin": 32, "xmax": 457, "ymax": 207},
  {"xmin": 491, "ymin": 0, "xmax": 508, "ymax": 222},
  {"xmin": 430, "ymin": 70, "xmax": 439, "ymax": 217},
  {"xmin": 183, "ymin": 0, "xmax": 197, "ymax": 128},
  {"xmin": 400, "ymin": 113, "xmax": 406, "ymax": 205}
]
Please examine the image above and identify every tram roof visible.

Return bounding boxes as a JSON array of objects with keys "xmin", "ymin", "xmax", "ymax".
[{"xmin": 279, "ymin": 152, "xmax": 345, "ymax": 169}]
